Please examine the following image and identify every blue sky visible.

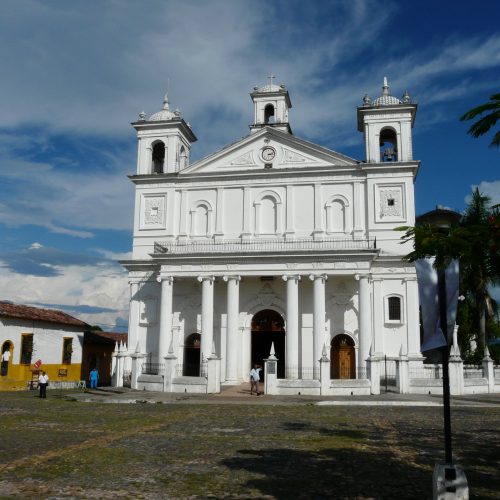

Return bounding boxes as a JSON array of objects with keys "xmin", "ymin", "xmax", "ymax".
[{"xmin": 0, "ymin": 0, "xmax": 499, "ymax": 330}]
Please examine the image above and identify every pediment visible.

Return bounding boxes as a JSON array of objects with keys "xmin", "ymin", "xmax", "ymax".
[{"xmin": 181, "ymin": 127, "xmax": 358, "ymax": 175}]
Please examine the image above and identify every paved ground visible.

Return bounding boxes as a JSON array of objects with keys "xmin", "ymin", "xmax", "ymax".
[
  {"xmin": 0, "ymin": 387, "xmax": 498, "ymax": 499},
  {"xmin": 71, "ymin": 383, "xmax": 500, "ymax": 408}
]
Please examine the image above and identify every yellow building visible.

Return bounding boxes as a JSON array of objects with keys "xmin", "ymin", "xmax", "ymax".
[{"xmin": 0, "ymin": 301, "xmax": 89, "ymax": 391}]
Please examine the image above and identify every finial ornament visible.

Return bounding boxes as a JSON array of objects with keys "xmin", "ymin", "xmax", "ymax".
[
  {"xmin": 382, "ymin": 76, "xmax": 390, "ymax": 96},
  {"xmin": 363, "ymin": 94, "xmax": 371, "ymax": 106},
  {"xmin": 402, "ymin": 90, "xmax": 411, "ymax": 103},
  {"xmin": 139, "ymin": 111, "xmax": 146, "ymax": 121},
  {"xmin": 162, "ymin": 93, "xmax": 170, "ymax": 110}
]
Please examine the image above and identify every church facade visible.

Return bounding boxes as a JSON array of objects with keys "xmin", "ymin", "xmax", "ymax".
[{"xmin": 120, "ymin": 78, "xmax": 423, "ymax": 394}]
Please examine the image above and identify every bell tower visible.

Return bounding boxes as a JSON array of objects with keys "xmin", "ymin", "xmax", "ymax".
[
  {"xmin": 357, "ymin": 77, "xmax": 417, "ymax": 163},
  {"xmin": 249, "ymin": 75, "xmax": 292, "ymax": 134},
  {"xmin": 132, "ymin": 93, "xmax": 197, "ymax": 175}
]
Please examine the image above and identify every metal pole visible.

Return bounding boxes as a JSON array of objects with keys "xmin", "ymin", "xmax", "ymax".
[{"xmin": 438, "ymin": 268, "xmax": 453, "ymax": 465}]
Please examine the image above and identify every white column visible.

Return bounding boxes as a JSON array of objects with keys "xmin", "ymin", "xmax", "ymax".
[
  {"xmin": 128, "ymin": 281, "xmax": 140, "ymax": 352},
  {"xmin": 356, "ymin": 274, "xmax": 371, "ymax": 369},
  {"xmin": 214, "ymin": 187, "xmax": 224, "ymax": 240},
  {"xmin": 310, "ymin": 274, "xmax": 327, "ymax": 379},
  {"xmin": 285, "ymin": 185, "xmax": 295, "ymax": 238},
  {"xmin": 312, "ymin": 183, "xmax": 324, "ymax": 239},
  {"xmin": 372, "ymin": 278, "xmax": 384, "ymax": 355},
  {"xmin": 156, "ymin": 276, "xmax": 174, "ymax": 362},
  {"xmin": 242, "ymin": 187, "xmax": 252, "ymax": 240},
  {"xmin": 282, "ymin": 274, "xmax": 300, "ymax": 378},
  {"xmin": 178, "ymin": 189, "xmax": 188, "ymax": 238},
  {"xmin": 198, "ymin": 276, "xmax": 215, "ymax": 362},
  {"xmin": 404, "ymin": 276, "xmax": 420, "ymax": 357},
  {"xmin": 223, "ymin": 275, "xmax": 241, "ymax": 383}
]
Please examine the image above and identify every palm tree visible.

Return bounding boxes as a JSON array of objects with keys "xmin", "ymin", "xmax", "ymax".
[
  {"xmin": 459, "ymin": 189, "xmax": 499, "ymax": 353},
  {"xmin": 398, "ymin": 188, "xmax": 500, "ymax": 356},
  {"xmin": 460, "ymin": 93, "xmax": 500, "ymax": 147}
]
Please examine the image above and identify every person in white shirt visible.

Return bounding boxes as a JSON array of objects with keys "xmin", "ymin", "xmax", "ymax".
[
  {"xmin": 38, "ymin": 371, "xmax": 49, "ymax": 398},
  {"xmin": 1, "ymin": 348, "xmax": 10, "ymax": 376},
  {"xmin": 250, "ymin": 364, "xmax": 262, "ymax": 396}
]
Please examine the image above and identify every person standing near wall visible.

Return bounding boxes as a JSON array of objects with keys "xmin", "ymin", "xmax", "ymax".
[
  {"xmin": 89, "ymin": 367, "xmax": 99, "ymax": 389},
  {"xmin": 1, "ymin": 347, "xmax": 10, "ymax": 376},
  {"xmin": 38, "ymin": 371, "xmax": 49, "ymax": 398}
]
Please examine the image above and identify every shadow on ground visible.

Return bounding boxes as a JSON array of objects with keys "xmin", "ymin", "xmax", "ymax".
[{"xmin": 223, "ymin": 447, "xmax": 429, "ymax": 499}]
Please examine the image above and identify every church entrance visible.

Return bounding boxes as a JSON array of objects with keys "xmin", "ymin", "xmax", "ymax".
[
  {"xmin": 251, "ymin": 309, "xmax": 285, "ymax": 379},
  {"xmin": 331, "ymin": 334, "xmax": 355, "ymax": 379},
  {"xmin": 183, "ymin": 333, "xmax": 201, "ymax": 376}
]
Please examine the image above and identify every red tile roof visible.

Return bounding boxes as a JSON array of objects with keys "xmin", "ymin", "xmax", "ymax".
[
  {"xmin": 85, "ymin": 330, "xmax": 128, "ymax": 344},
  {"xmin": 0, "ymin": 301, "xmax": 89, "ymax": 327}
]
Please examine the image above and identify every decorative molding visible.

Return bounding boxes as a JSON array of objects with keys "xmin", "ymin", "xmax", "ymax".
[
  {"xmin": 282, "ymin": 147, "xmax": 309, "ymax": 163},
  {"xmin": 230, "ymin": 151, "xmax": 255, "ymax": 166},
  {"xmin": 142, "ymin": 195, "xmax": 166, "ymax": 229}
]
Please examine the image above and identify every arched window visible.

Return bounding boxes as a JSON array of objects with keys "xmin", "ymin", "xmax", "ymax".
[
  {"xmin": 152, "ymin": 141, "xmax": 165, "ymax": 173},
  {"xmin": 179, "ymin": 146, "xmax": 188, "ymax": 170},
  {"xmin": 190, "ymin": 201, "xmax": 213, "ymax": 237},
  {"xmin": 385, "ymin": 295, "xmax": 403, "ymax": 323},
  {"xmin": 264, "ymin": 104, "xmax": 275, "ymax": 124},
  {"xmin": 325, "ymin": 195, "xmax": 350, "ymax": 234},
  {"xmin": 254, "ymin": 191, "xmax": 282, "ymax": 235},
  {"xmin": 379, "ymin": 127, "xmax": 398, "ymax": 162}
]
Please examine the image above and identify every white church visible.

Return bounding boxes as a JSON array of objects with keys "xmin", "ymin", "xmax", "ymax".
[{"xmin": 119, "ymin": 77, "xmax": 425, "ymax": 395}]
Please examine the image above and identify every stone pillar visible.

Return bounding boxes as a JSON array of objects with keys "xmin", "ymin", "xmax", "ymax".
[
  {"xmin": 282, "ymin": 274, "xmax": 300, "ymax": 378},
  {"xmin": 198, "ymin": 276, "xmax": 215, "ymax": 362},
  {"xmin": 310, "ymin": 274, "xmax": 327, "ymax": 379},
  {"xmin": 483, "ymin": 346, "xmax": 495, "ymax": 393},
  {"xmin": 372, "ymin": 278, "xmax": 384, "ymax": 355},
  {"xmin": 130, "ymin": 342, "xmax": 146, "ymax": 390},
  {"xmin": 206, "ymin": 355, "xmax": 221, "ymax": 393},
  {"xmin": 449, "ymin": 345, "xmax": 464, "ymax": 396},
  {"xmin": 367, "ymin": 355, "xmax": 381, "ymax": 395},
  {"xmin": 264, "ymin": 343, "xmax": 278, "ymax": 395},
  {"xmin": 356, "ymin": 274, "xmax": 371, "ymax": 369},
  {"xmin": 156, "ymin": 275, "xmax": 174, "ymax": 363},
  {"xmin": 116, "ymin": 342, "xmax": 125, "ymax": 388},
  {"xmin": 397, "ymin": 347, "xmax": 410, "ymax": 394},
  {"xmin": 223, "ymin": 275, "xmax": 241, "ymax": 384},
  {"xmin": 319, "ymin": 347, "xmax": 330, "ymax": 395},
  {"xmin": 404, "ymin": 276, "xmax": 421, "ymax": 358}
]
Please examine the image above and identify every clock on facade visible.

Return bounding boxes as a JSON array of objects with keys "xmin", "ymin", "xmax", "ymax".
[{"xmin": 261, "ymin": 146, "xmax": 276, "ymax": 162}]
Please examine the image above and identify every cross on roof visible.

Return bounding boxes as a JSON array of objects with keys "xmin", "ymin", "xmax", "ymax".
[{"xmin": 267, "ymin": 74, "xmax": 276, "ymax": 86}]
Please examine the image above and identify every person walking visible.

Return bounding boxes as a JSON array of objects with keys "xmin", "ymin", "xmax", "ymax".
[
  {"xmin": 250, "ymin": 364, "xmax": 262, "ymax": 396},
  {"xmin": 38, "ymin": 371, "xmax": 49, "ymax": 398},
  {"xmin": 89, "ymin": 367, "xmax": 99, "ymax": 389}
]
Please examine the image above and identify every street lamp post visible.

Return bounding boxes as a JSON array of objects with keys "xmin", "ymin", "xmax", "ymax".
[{"xmin": 415, "ymin": 207, "xmax": 468, "ymax": 498}]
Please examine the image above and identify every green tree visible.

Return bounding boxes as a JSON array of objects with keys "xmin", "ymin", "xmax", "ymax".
[
  {"xmin": 398, "ymin": 189, "xmax": 500, "ymax": 357},
  {"xmin": 460, "ymin": 93, "xmax": 500, "ymax": 147}
]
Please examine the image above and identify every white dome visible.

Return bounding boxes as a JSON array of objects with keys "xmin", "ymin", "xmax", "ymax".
[
  {"xmin": 372, "ymin": 94, "xmax": 402, "ymax": 106},
  {"xmin": 371, "ymin": 77, "xmax": 402, "ymax": 106},
  {"xmin": 148, "ymin": 93, "xmax": 178, "ymax": 121},
  {"xmin": 257, "ymin": 83, "xmax": 283, "ymax": 93}
]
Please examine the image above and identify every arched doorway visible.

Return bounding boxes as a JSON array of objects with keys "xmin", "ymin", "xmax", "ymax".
[
  {"xmin": 183, "ymin": 333, "xmax": 201, "ymax": 376},
  {"xmin": 331, "ymin": 334, "xmax": 355, "ymax": 379},
  {"xmin": 1, "ymin": 341, "xmax": 12, "ymax": 377},
  {"xmin": 251, "ymin": 309, "xmax": 285, "ymax": 378}
]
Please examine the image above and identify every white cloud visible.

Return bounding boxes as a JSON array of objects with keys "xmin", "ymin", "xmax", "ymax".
[
  {"xmin": 468, "ymin": 181, "xmax": 500, "ymax": 205},
  {"xmin": 0, "ymin": 260, "xmax": 129, "ymax": 329}
]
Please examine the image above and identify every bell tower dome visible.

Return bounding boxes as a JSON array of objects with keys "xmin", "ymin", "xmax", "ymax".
[
  {"xmin": 132, "ymin": 93, "xmax": 197, "ymax": 175},
  {"xmin": 249, "ymin": 75, "xmax": 292, "ymax": 134},
  {"xmin": 357, "ymin": 77, "xmax": 417, "ymax": 163}
]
